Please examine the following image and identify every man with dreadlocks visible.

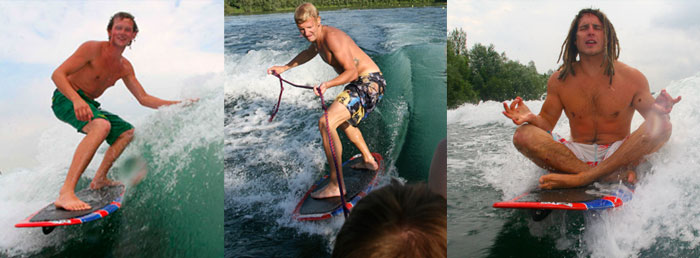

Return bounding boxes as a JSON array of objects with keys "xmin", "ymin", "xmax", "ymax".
[{"xmin": 502, "ymin": 8, "xmax": 681, "ymax": 189}]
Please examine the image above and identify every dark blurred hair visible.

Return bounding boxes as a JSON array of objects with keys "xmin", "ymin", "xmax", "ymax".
[{"xmin": 332, "ymin": 181, "xmax": 446, "ymax": 258}]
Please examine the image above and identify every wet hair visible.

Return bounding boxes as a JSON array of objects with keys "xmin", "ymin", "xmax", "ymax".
[
  {"xmin": 332, "ymin": 181, "xmax": 446, "ymax": 258},
  {"xmin": 294, "ymin": 2, "xmax": 319, "ymax": 24},
  {"xmin": 107, "ymin": 12, "xmax": 138, "ymax": 46},
  {"xmin": 557, "ymin": 8, "xmax": 619, "ymax": 84}
]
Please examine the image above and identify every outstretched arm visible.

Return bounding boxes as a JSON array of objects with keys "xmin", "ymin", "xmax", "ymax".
[
  {"xmin": 51, "ymin": 41, "xmax": 100, "ymax": 121},
  {"xmin": 122, "ymin": 59, "xmax": 180, "ymax": 109},
  {"xmin": 267, "ymin": 44, "xmax": 318, "ymax": 75}
]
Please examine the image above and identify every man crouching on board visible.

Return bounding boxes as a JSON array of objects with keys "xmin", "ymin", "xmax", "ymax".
[
  {"xmin": 52, "ymin": 12, "xmax": 185, "ymax": 210},
  {"xmin": 502, "ymin": 8, "xmax": 680, "ymax": 189},
  {"xmin": 267, "ymin": 3, "xmax": 385, "ymax": 199}
]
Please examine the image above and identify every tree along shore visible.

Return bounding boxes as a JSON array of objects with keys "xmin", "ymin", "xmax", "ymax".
[
  {"xmin": 447, "ymin": 28, "xmax": 550, "ymax": 109},
  {"xmin": 225, "ymin": 0, "xmax": 445, "ymax": 15}
]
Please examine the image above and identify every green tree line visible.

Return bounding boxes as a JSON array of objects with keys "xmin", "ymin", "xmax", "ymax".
[
  {"xmin": 225, "ymin": 0, "xmax": 444, "ymax": 15},
  {"xmin": 447, "ymin": 28, "xmax": 550, "ymax": 109}
]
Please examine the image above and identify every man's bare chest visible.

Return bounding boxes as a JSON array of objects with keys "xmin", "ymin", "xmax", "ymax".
[
  {"xmin": 316, "ymin": 45, "xmax": 336, "ymax": 65},
  {"xmin": 76, "ymin": 60, "xmax": 123, "ymax": 87},
  {"xmin": 559, "ymin": 84, "xmax": 635, "ymax": 120}
]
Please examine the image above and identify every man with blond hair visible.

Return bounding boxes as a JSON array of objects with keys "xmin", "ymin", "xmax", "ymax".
[{"xmin": 268, "ymin": 3, "xmax": 385, "ymax": 198}]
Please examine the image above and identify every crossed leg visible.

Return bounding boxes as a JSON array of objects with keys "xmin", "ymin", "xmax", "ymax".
[
  {"xmin": 512, "ymin": 124, "xmax": 591, "ymax": 174},
  {"xmin": 539, "ymin": 118, "xmax": 670, "ymax": 189},
  {"xmin": 516, "ymin": 116, "xmax": 671, "ymax": 189}
]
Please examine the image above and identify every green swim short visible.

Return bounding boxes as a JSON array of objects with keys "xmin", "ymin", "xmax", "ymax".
[{"xmin": 51, "ymin": 89, "xmax": 133, "ymax": 145}]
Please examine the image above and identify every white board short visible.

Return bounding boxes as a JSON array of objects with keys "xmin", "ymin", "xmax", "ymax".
[{"xmin": 552, "ymin": 133, "xmax": 626, "ymax": 166}]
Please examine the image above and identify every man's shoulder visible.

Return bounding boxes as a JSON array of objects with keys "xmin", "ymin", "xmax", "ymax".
[
  {"xmin": 324, "ymin": 25, "xmax": 342, "ymax": 33},
  {"xmin": 547, "ymin": 69, "xmax": 565, "ymax": 88},
  {"xmin": 614, "ymin": 61, "xmax": 642, "ymax": 76},
  {"xmin": 73, "ymin": 41, "xmax": 108, "ymax": 58},
  {"xmin": 614, "ymin": 61, "xmax": 647, "ymax": 85},
  {"xmin": 118, "ymin": 56, "xmax": 134, "ymax": 76},
  {"xmin": 77, "ymin": 40, "xmax": 106, "ymax": 51},
  {"xmin": 324, "ymin": 26, "xmax": 350, "ymax": 41},
  {"xmin": 607, "ymin": 61, "xmax": 650, "ymax": 95}
]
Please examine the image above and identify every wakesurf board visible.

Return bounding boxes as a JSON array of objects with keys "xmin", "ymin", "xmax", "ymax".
[
  {"xmin": 15, "ymin": 184, "xmax": 126, "ymax": 234},
  {"xmin": 493, "ymin": 182, "xmax": 634, "ymax": 221},
  {"xmin": 293, "ymin": 152, "xmax": 384, "ymax": 221}
]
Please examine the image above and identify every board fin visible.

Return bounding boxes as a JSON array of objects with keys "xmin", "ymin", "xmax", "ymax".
[{"xmin": 530, "ymin": 209, "xmax": 552, "ymax": 221}]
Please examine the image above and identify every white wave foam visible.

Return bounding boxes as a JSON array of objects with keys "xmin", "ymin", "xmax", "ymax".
[{"xmin": 583, "ymin": 73, "xmax": 700, "ymax": 257}]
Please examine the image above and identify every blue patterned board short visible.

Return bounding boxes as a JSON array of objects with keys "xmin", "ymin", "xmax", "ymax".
[{"xmin": 334, "ymin": 72, "xmax": 386, "ymax": 126}]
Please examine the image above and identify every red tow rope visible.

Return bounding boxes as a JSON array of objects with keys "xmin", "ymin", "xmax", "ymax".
[{"xmin": 270, "ymin": 72, "xmax": 349, "ymax": 218}]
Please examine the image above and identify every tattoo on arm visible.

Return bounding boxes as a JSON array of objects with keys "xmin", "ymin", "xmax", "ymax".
[{"xmin": 354, "ymin": 58, "xmax": 359, "ymax": 67}]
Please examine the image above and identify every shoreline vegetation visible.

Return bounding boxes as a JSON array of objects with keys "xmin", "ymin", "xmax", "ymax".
[
  {"xmin": 225, "ymin": 0, "xmax": 445, "ymax": 16},
  {"xmin": 447, "ymin": 28, "xmax": 549, "ymax": 109}
]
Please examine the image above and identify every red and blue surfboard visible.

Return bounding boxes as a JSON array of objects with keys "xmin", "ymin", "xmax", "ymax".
[
  {"xmin": 15, "ymin": 184, "xmax": 125, "ymax": 234},
  {"xmin": 493, "ymin": 183, "xmax": 634, "ymax": 211}
]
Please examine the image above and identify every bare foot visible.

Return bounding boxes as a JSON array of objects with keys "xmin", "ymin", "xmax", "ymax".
[
  {"xmin": 55, "ymin": 192, "xmax": 91, "ymax": 211},
  {"xmin": 626, "ymin": 170, "xmax": 637, "ymax": 184},
  {"xmin": 130, "ymin": 165, "xmax": 148, "ymax": 186},
  {"xmin": 351, "ymin": 158, "xmax": 378, "ymax": 171},
  {"xmin": 601, "ymin": 170, "xmax": 637, "ymax": 185},
  {"xmin": 90, "ymin": 178, "xmax": 122, "ymax": 190},
  {"xmin": 539, "ymin": 173, "xmax": 584, "ymax": 189},
  {"xmin": 310, "ymin": 184, "xmax": 346, "ymax": 199}
]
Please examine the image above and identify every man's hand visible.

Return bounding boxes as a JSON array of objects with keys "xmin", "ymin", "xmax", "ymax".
[
  {"xmin": 653, "ymin": 89, "xmax": 681, "ymax": 114},
  {"xmin": 73, "ymin": 99, "xmax": 93, "ymax": 121},
  {"xmin": 539, "ymin": 173, "xmax": 586, "ymax": 189},
  {"xmin": 314, "ymin": 82, "xmax": 328, "ymax": 97},
  {"xmin": 181, "ymin": 98, "xmax": 199, "ymax": 107},
  {"xmin": 502, "ymin": 97, "xmax": 536, "ymax": 125},
  {"xmin": 267, "ymin": 66, "xmax": 288, "ymax": 76}
]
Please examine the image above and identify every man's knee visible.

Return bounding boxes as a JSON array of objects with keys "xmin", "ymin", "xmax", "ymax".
[
  {"xmin": 642, "ymin": 119, "xmax": 672, "ymax": 148},
  {"xmin": 319, "ymin": 115, "xmax": 340, "ymax": 131},
  {"xmin": 119, "ymin": 128, "xmax": 135, "ymax": 143},
  {"xmin": 318, "ymin": 116, "xmax": 327, "ymax": 130},
  {"xmin": 513, "ymin": 124, "xmax": 535, "ymax": 150},
  {"xmin": 85, "ymin": 119, "xmax": 111, "ymax": 137}
]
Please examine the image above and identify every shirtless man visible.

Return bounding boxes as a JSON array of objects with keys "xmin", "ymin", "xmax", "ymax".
[
  {"xmin": 52, "ymin": 12, "xmax": 182, "ymax": 210},
  {"xmin": 267, "ymin": 3, "xmax": 385, "ymax": 199},
  {"xmin": 502, "ymin": 8, "xmax": 681, "ymax": 189}
]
